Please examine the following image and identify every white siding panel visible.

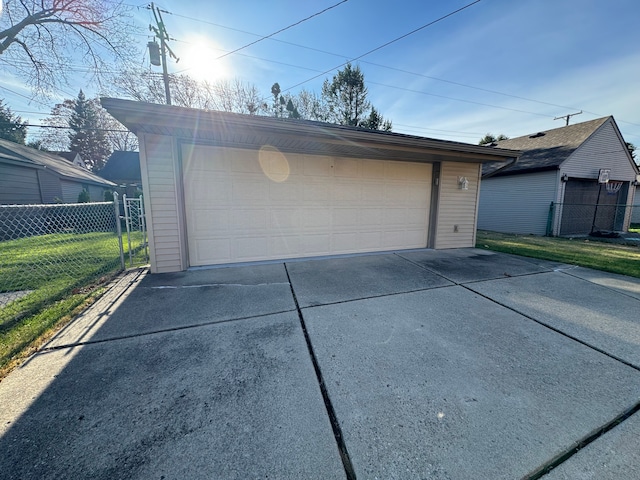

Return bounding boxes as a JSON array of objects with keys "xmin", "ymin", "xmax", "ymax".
[
  {"xmin": 478, "ymin": 171, "xmax": 557, "ymax": 235},
  {"xmin": 563, "ymin": 120, "xmax": 637, "ymax": 181},
  {"xmin": 435, "ymin": 162, "xmax": 481, "ymax": 248},
  {"xmin": 140, "ymin": 134, "xmax": 184, "ymax": 273}
]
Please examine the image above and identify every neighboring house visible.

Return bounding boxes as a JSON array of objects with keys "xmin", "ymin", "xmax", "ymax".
[
  {"xmin": 98, "ymin": 150, "xmax": 142, "ymax": 197},
  {"xmin": 478, "ymin": 116, "xmax": 639, "ymax": 236},
  {"xmin": 53, "ymin": 151, "xmax": 88, "ymax": 169},
  {"xmin": 0, "ymin": 139, "xmax": 116, "ymax": 204},
  {"xmin": 102, "ymin": 98, "xmax": 519, "ymax": 273}
]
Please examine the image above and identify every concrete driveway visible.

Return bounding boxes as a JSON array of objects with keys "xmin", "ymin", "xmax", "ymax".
[{"xmin": 1, "ymin": 249, "xmax": 639, "ymax": 479}]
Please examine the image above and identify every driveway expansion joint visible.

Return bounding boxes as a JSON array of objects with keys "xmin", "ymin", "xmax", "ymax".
[
  {"xmin": 38, "ymin": 309, "xmax": 298, "ymax": 351},
  {"xmin": 524, "ymin": 402, "xmax": 640, "ymax": 479},
  {"xmin": 284, "ymin": 263, "xmax": 357, "ymax": 480},
  {"xmin": 463, "ymin": 284, "xmax": 640, "ymax": 373}
]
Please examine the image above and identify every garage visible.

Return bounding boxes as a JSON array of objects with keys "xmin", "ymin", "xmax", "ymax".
[
  {"xmin": 101, "ymin": 98, "xmax": 519, "ymax": 273},
  {"xmin": 183, "ymin": 144, "xmax": 431, "ymax": 265}
]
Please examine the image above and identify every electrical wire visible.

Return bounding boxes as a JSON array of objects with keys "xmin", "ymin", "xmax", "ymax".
[
  {"xmin": 216, "ymin": 0, "xmax": 348, "ymax": 60},
  {"xmin": 279, "ymin": 1, "xmax": 482, "ymax": 94}
]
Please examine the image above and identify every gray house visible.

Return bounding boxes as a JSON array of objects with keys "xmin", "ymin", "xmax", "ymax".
[
  {"xmin": 0, "ymin": 139, "xmax": 116, "ymax": 204},
  {"xmin": 102, "ymin": 98, "xmax": 519, "ymax": 273},
  {"xmin": 478, "ymin": 116, "xmax": 639, "ymax": 236},
  {"xmin": 98, "ymin": 150, "xmax": 142, "ymax": 197}
]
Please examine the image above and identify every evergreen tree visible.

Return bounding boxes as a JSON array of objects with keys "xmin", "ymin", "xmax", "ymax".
[
  {"xmin": 320, "ymin": 63, "xmax": 391, "ymax": 130},
  {"xmin": 68, "ymin": 90, "xmax": 111, "ymax": 170},
  {"xmin": 479, "ymin": 133, "xmax": 509, "ymax": 145},
  {"xmin": 0, "ymin": 100, "xmax": 27, "ymax": 144}
]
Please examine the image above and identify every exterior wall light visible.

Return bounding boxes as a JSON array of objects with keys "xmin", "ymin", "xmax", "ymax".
[
  {"xmin": 458, "ymin": 176, "xmax": 469, "ymax": 190},
  {"xmin": 561, "ymin": 173, "xmax": 568, "ymax": 182}
]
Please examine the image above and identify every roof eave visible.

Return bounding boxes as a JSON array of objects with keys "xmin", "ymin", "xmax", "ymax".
[{"xmin": 101, "ymin": 97, "xmax": 521, "ymax": 164}]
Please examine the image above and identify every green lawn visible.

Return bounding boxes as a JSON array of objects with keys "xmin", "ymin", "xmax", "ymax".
[
  {"xmin": 476, "ymin": 230, "xmax": 640, "ymax": 278},
  {"xmin": 0, "ymin": 231, "xmax": 147, "ymax": 377}
]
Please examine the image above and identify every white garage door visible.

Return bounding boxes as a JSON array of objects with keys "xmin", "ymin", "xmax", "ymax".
[{"xmin": 182, "ymin": 144, "xmax": 432, "ymax": 266}]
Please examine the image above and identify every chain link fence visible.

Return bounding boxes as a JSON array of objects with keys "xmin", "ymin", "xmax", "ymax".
[
  {"xmin": 548, "ymin": 202, "xmax": 634, "ymax": 236},
  {"xmin": 0, "ymin": 196, "xmax": 147, "ymax": 325}
]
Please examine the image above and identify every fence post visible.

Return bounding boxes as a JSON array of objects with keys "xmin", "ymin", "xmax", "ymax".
[
  {"xmin": 123, "ymin": 194, "xmax": 134, "ymax": 267},
  {"xmin": 546, "ymin": 202, "xmax": 555, "ymax": 236},
  {"xmin": 139, "ymin": 194, "xmax": 149, "ymax": 262},
  {"xmin": 114, "ymin": 192, "xmax": 125, "ymax": 270}
]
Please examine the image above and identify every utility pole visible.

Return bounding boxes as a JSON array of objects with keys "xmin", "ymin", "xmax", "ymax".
[
  {"xmin": 554, "ymin": 111, "xmax": 582, "ymax": 126},
  {"xmin": 148, "ymin": 3, "xmax": 179, "ymax": 105}
]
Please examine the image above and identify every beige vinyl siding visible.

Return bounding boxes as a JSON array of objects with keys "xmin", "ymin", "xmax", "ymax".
[
  {"xmin": 562, "ymin": 120, "xmax": 637, "ymax": 182},
  {"xmin": 478, "ymin": 170, "xmax": 557, "ymax": 235},
  {"xmin": 435, "ymin": 162, "xmax": 480, "ymax": 248},
  {"xmin": 0, "ymin": 164, "xmax": 41, "ymax": 204},
  {"xmin": 139, "ymin": 134, "xmax": 185, "ymax": 273}
]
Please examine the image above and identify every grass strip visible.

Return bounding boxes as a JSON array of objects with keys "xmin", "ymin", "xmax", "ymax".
[
  {"xmin": 476, "ymin": 230, "xmax": 640, "ymax": 278},
  {"xmin": 0, "ymin": 285, "xmax": 108, "ymax": 380}
]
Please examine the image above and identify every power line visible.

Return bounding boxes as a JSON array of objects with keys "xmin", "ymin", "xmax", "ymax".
[
  {"xmin": 280, "ymin": 0, "xmax": 482, "ymax": 93},
  {"xmin": 217, "ymin": 0, "xmax": 348, "ymax": 60}
]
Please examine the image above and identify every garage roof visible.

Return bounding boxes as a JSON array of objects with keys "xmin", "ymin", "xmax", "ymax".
[{"xmin": 101, "ymin": 98, "xmax": 520, "ymax": 164}]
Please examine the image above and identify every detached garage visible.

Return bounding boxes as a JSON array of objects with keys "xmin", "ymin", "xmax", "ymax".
[{"xmin": 102, "ymin": 98, "xmax": 518, "ymax": 273}]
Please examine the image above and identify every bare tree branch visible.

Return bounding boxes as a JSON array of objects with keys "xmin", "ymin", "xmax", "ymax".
[{"xmin": 0, "ymin": 0, "xmax": 138, "ymax": 94}]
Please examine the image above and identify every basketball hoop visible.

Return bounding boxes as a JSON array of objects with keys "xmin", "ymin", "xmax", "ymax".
[{"xmin": 605, "ymin": 181, "xmax": 623, "ymax": 195}]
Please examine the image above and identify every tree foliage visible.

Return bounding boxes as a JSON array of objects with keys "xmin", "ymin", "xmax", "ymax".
[
  {"xmin": 68, "ymin": 90, "xmax": 111, "ymax": 170},
  {"xmin": 0, "ymin": 99, "xmax": 27, "ymax": 144},
  {"xmin": 479, "ymin": 133, "xmax": 509, "ymax": 145},
  {"xmin": 0, "ymin": 0, "xmax": 136, "ymax": 94},
  {"xmin": 39, "ymin": 92, "xmax": 136, "ymax": 158},
  {"xmin": 626, "ymin": 142, "xmax": 637, "ymax": 164},
  {"xmin": 317, "ymin": 63, "xmax": 391, "ymax": 130}
]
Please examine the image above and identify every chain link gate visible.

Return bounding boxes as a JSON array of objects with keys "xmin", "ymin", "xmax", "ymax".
[{"xmin": 114, "ymin": 193, "xmax": 149, "ymax": 268}]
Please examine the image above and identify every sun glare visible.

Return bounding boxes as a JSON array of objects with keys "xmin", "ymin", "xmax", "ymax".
[{"xmin": 180, "ymin": 37, "xmax": 229, "ymax": 82}]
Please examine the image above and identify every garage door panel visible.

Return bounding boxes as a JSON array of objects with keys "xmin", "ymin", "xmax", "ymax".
[
  {"xmin": 236, "ymin": 237, "xmax": 269, "ymax": 260},
  {"xmin": 303, "ymin": 156, "xmax": 333, "ymax": 176},
  {"xmin": 232, "ymin": 180, "xmax": 268, "ymax": 202},
  {"xmin": 270, "ymin": 236, "xmax": 300, "ymax": 257},
  {"xmin": 332, "ymin": 232, "xmax": 358, "ymax": 250},
  {"xmin": 362, "ymin": 160, "xmax": 386, "ymax": 179},
  {"xmin": 303, "ymin": 209, "xmax": 332, "ymax": 229},
  {"xmin": 302, "ymin": 234, "xmax": 331, "ymax": 255},
  {"xmin": 359, "ymin": 231, "xmax": 383, "ymax": 249},
  {"xmin": 183, "ymin": 145, "xmax": 431, "ymax": 266},
  {"xmin": 334, "ymin": 158, "xmax": 359, "ymax": 177},
  {"xmin": 194, "ymin": 238, "xmax": 232, "ymax": 264},
  {"xmin": 191, "ymin": 209, "xmax": 229, "ymax": 231},
  {"xmin": 269, "ymin": 182, "xmax": 299, "ymax": 202},
  {"xmin": 333, "ymin": 182, "xmax": 361, "ymax": 202},
  {"xmin": 229, "ymin": 209, "xmax": 268, "ymax": 232},
  {"xmin": 333, "ymin": 208, "xmax": 361, "ymax": 227},
  {"xmin": 270, "ymin": 209, "xmax": 302, "ymax": 230}
]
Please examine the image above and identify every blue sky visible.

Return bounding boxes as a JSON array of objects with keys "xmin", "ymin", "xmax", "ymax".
[{"xmin": 2, "ymin": 0, "xmax": 640, "ymax": 148}]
